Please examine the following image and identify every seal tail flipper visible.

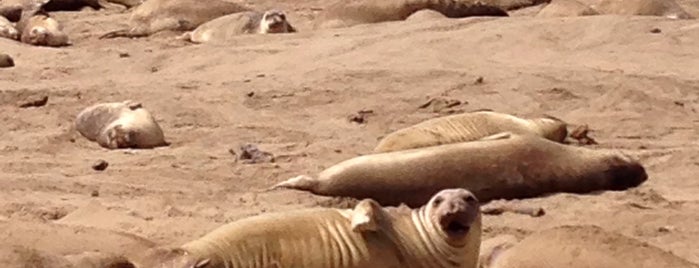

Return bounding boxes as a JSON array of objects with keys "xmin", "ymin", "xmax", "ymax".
[{"xmin": 263, "ymin": 175, "xmax": 319, "ymax": 192}]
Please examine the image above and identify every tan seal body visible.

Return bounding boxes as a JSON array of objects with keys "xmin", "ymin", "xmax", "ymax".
[
  {"xmin": 99, "ymin": 0, "xmax": 249, "ymax": 39},
  {"xmin": 374, "ymin": 110, "xmax": 568, "ymax": 153},
  {"xmin": 536, "ymin": 0, "xmax": 599, "ymax": 17},
  {"xmin": 314, "ymin": 0, "xmax": 508, "ymax": 29},
  {"xmin": 143, "ymin": 188, "xmax": 482, "ymax": 268},
  {"xmin": 178, "ymin": 10, "xmax": 295, "ymax": 44},
  {"xmin": 405, "ymin": 9, "xmax": 448, "ymax": 21},
  {"xmin": 272, "ymin": 133, "xmax": 647, "ymax": 207},
  {"xmin": 75, "ymin": 100, "xmax": 167, "ymax": 149},
  {"xmin": 0, "ymin": 15, "xmax": 19, "ymax": 40},
  {"xmin": 595, "ymin": 0, "xmax": 694, "ymax": 19},
  {"xmin": 482, "ymin": 225, "xmax": 699, "ymax": 268}
]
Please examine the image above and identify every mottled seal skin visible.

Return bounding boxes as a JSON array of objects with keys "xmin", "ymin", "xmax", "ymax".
[
  {"xmin": 177, "ymin": 9, "xmax": 295, "ymax": 44},
  {"xmin": 595, "ymin": 0, "xmax": 694, "ymax": 19},
  {"xmin": 15, "ymin": 2, "xmax": 71, "ymax": 47},
  {"xmin": 140, "ymin": 188, "xmax": 482, "ymax": 268},
  {"xmin": 481, "ymin": 225, "xmax": 699, "ymax": 268},
  {"xmin": 98, "ymin": 0, "xmax": 250, "ymax": 39},
  {"xmin": 536, "ymin": 0, "xmax": 599, "ymax": 18},
  {"xmin": 75, "ymin": 100, "xmax": 168, "ymax": 149},
  {"xmin": 374, "ymin": 110, "xmax": 568, "ymax": 153},
  {"xmin": 271, "ymin": 132, "xmax": 647, "ymax": 207},
  {"xmin": 314, "ymin": 0, "xmax": 508, "ymax": 29},
  {"xmin": 0, "ymin": 15, "xmax": 19, "ymax": 40}
]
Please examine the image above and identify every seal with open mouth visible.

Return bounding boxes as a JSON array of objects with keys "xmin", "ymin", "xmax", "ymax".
[{"xmin": 138, "ymin": 188, "xmax": 482, "ymax": 268}]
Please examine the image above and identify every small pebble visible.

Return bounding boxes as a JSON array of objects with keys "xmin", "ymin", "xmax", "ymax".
[{"xmin": 90, "ymin": 190, "xmax": 99, "ymax": 197}]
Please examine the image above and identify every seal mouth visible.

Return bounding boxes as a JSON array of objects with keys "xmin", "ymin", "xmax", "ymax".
[{"xmin": 440, "ymin": 213, "xmax": 472, "ymax": 237}]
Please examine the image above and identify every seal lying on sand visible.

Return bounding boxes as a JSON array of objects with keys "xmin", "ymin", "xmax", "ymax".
[
  {"xmin": 0, "ymin": 246, "xmax": 136, "ymax": 268},
  {"xmin": 177, "ymin": 10, "xmax": 296, "ymax": 44},
  {"xmin": 313, "ymin": 0, "xmax": 509, "ymax": 29},
  {"xmin": 14, "ymin": 0, "xmax": 71, "ymax": 47},
  {"xmin": 479, "ymin": 225, "xmax": 699, "ymax": 268},
  {"xmin": 0, "ymin": 15, "xmax": 19, "ymax": 40},
  {"xmin": 595, "ymin": 0, "xmax": 694, "ymax": 19},
  {"xmin": 535, "ymin": 0, "xmax": 599, "ymax": 17},
  {"xmin": 139, "ymin": 188, "xmax": 482, "ymax": 268},
  {"xmin": 99, "ymin": 0, "xmax": 250, "ymax": 39},
  {"xmin": 374, "ymin": 110, "xmax": 568, "ymax": 153},
  {"xmin": 271, "ymin": 132, "xmax": 647, "ymax": 207},
  {"xmin": 75, "ymin": 100, "xmax": 168, "ymax": 149}
]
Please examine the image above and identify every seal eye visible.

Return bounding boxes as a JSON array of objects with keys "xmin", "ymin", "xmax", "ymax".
[
  {"xmin": 464, "ymin": 195, "xmax": 477, "ymax": 203},
  {"xmin": 432, "ymin": 196, "xmax": 444, "ymax": 206}
]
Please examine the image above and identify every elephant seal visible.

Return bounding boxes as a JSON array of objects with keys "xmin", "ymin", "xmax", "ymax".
[
  {"xmin": 0, "ymin": 53, "xmax": 14, "ymax": 68},
  {"xmin": 536, "ymin": 0, "xmax": 599, "ymax": 17},
  {"xmin": 270, "ymin": 132, "xmax": 647, "ymax": 207},
  {"xmin": 177, "ymin": 10, "xmax": 295, "ymax": 44},
  {"xmin": 74, "ymin": 100, "xmax": 168, "ymax": 149},
  {"xmin": 98, "ymin": 0, "xmax": 250, "ymax": 39},
  {"xmin": 595, "ymin": 0, "xmax": 694, "ymax": 19},
  {"xmin": 0, "ymin": 246, "xmax": 136, "ymax": 268},
  {"xmin": 374, "ymin": 110, "xmax": 568, "ymax": 153},
  {"xmin": 314, "ymin": 0, "xmax": 508, "ymax": 29},
  {"xmin": 0, "ymin": 15, "xmax": 19, "ymax": 40},
  {"xmin": 480, "ymin": 225, "xmax": 699, "ymax": 268},
  {"xmin": 139, "ymin": 188, "xmax": 482, "ymax": 268},
  {"xmin": 15, "ymin": 1, "xmax": 71, "ymax": 47}
]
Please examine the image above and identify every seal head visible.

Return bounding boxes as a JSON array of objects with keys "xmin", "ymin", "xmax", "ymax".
[
  {"xmin": 260, "ymin": 10, "xmax": 294, "ymax": 33},
  {"xmin": 426, "ymin": 188, "xmax": 481, "ymax": 247}
]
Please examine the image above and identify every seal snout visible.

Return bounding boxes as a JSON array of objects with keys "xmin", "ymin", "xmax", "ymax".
[
  {"xmin": 606, "ymin": 155, "xmax": 648, "ymax": 190},
  {"xmin": 430, "ymin": 188, "xmax": 480, "ymax": 238}
]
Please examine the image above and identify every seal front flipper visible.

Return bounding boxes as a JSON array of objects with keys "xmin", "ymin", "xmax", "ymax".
[{"xmin": 349, "ymin": 199, "xmax": 383, "ymax": 232}]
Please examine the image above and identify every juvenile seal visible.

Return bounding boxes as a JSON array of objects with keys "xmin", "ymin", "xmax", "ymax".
[
  {"xmin": 271, "ymin": 132, "xmax": 647, "ymax": 207},
  {"xmin": 535, "ymin": 0, "xmax": 599, "ymax": 17},
  {"xmin": 595, "ymin": 0, "xmax": 694, "ymax": 19},
  {"xmin": 314, "ymin": 0, "xmax": 508, "ymax": 29},
  {"xmin": 98, "ymin": 0, "xmax": 250, "ymax": 39},
  {"xmin": 374, "ymin": 110, "xmax": 568, "ymax": 153},
  {"xmin": 177, "ymin": 9, "xmax": 296, "ymax": 44},
  {"xmin": 0, "ymin": 15, "xmax": 19, "ymax": 40},
  {"xmin": 15, "ymin": 1, "xmax": 71, "ymax": 47},
  {"xmin": 74, "ymin": 100, "xmax": 168, "ymax": 149},
  {"xmin": 480, "ymin": 225, "xmax": 699, "ymax": 268},
  {"xmin": 139, "ymin": 188, "xmax": 482, "ymax": 268},
  {"xmin": 0, "ymin": 53, "xmax": 14, "ymax": 68}
]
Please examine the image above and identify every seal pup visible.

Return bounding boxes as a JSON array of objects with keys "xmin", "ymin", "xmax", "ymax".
[
  {"xmin": 595, "ymin": 0, "xmax": 694, "ymax": 19},
  {"xmin": 0, "ymin": 15, "xmax": 19, "ymax": 40},
  {"xmin": 535, "ymin": 0, "xmax": 599, "ymax": 17},
  {"xmin": 15, "ymin": 0, "xmax": 71, "ymax": 47},
  {"xmin": 270, "ymin": 132, "xmax": 647, "ymax": 207},
  {"xmin": 98, "ymin": 0, "xmax": 250, "ymax": 39},
  {"xmin": 177, "ymin": 9, "xmax": 296, "ymax": 44},
  {"xmin": 0, "ymin": 53, "xmax": 14, "ymax": 68},
  {"xmin": 138, "ymin": 188, "xmax": 482, "ymax": 268},
  {"xmin": 74, "ymin": 100, "xmax": 168, "ymax": 149},
  {"xmin": 480, "ymin": 225, "xmax": 699, "ymax": 268},
  {"xmin": 314, "ymin": 0, "xmax": 509, "ymax": 29},
  {"xmin": 374, "ymin": 110, "xmax": 568, "ymax": 153}
]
